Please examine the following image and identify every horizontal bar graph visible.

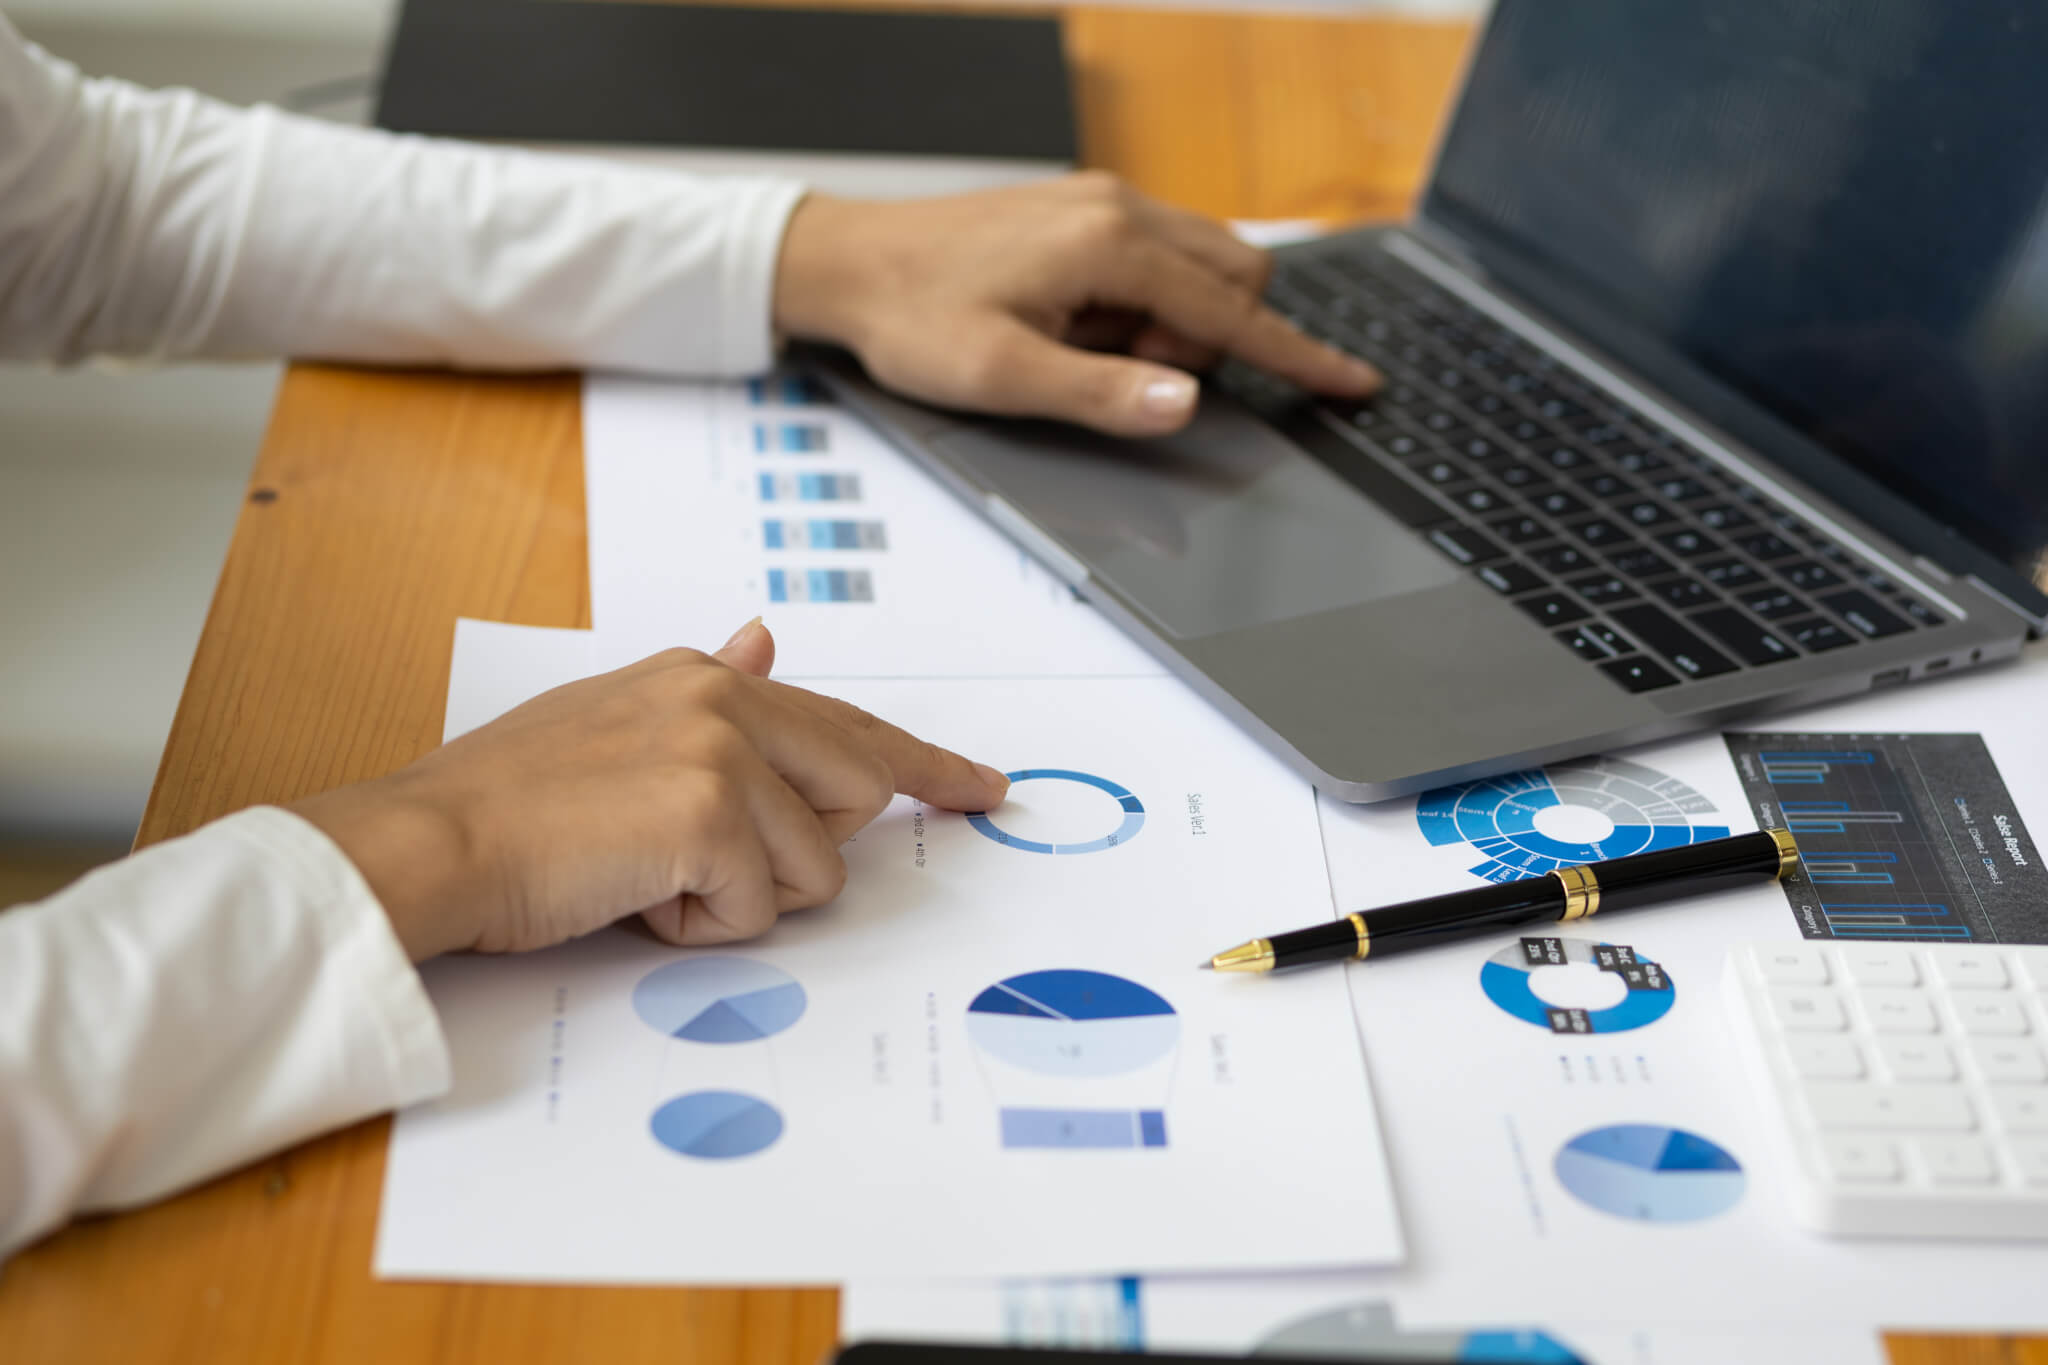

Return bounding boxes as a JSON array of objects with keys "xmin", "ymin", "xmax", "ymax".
[
  {"xmin": 762, "ymin": 518, "xmax": 888, "ymax": 551},
  {"xmin": 753, "ymin": 422, "xmax": 830, "ymax": 453},
  {"xmin": 766, "ymin": 567, "xmax": 875, "ymax": 604},
  {"xmin": 757, "ymin": 471, "xmax": 861, "ymax": 503}
]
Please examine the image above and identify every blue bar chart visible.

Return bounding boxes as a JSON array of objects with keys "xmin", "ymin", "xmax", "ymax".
[
  {"xmin": 757, "ymin": 471, "xmax": 862, "ymax": 503},
  {"xmin": 762, "ymin": 518, "xmax": 888, "ymax": 551},
  {"xmin": 753, "ymin": 422, "xmax": 830, "ymax": 453},
  {"xmin": 766, "ymin": 567, "xmax": 875, "ymax": 603}
]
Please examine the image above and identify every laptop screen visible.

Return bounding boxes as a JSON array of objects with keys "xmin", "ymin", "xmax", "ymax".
[{"xmin": 1425, "ymin": 1, "xmax": 2048, "ymax": 598}]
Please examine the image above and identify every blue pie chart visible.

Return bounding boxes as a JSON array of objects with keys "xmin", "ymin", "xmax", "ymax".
[
  {"xmin": 1554, "ymin": 1124, "xmax": 1745, "ymax": 1223},
  {"xmin": 968, "ymin": 770, "xmax": 1145, "ymax": 854},
  {"xmin": 966, "ymin": 969, "xmax": 1179, "ymax": 1077},
  {"xmin": 633, "ymin": 957, "xmax": 807, "ymax": 1043},
  {"xmin": 650, "ymin": 1090, "xmax": 784, "ymax": 1159}
]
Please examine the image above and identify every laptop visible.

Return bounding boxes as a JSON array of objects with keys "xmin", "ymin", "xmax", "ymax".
[{"xmin": 811, "ymin": 0, "xmax": 2048, "ymax": 802}]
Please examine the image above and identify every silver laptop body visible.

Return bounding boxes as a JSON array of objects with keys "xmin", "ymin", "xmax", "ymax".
[{"xmin": 811, "ymin": 0, "xmax": 2047, "ymax": 801}]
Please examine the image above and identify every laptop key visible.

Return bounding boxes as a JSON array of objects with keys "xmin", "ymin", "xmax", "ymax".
[
  {"xmin": 1606, "ymin": 546, "xmax": 1674, "ymax": 579},
  {"xmin": 1782, "ymin": 560, "xmax": 1845, "ymax": 592},
  {"xmin": 1531, "ymin": 490, "xmax": 1589, "ymax": 518},
  {"xmin": 1784, "ymin": 617, "xmax": 1855, "ymax": 652},
  {"xmin": 1572, "ymin": 518, "xmax": 1629, "ymax": 547},
  {"xmin": 1896, "ymin": 597, "xmax": 1942, "ymax": 626},
  {"xmin": 1734, "ymin": 531, "xmax": 1802, "ymax": 560},
  {"xmin": 1619, "ymin": 499, "xmax": 1676, "ymax": 528},
  {"xmin": 1691, "ymin": 608, "xmax": 1797, "ymax": 665},
  {"xmin": 1697, "ymin": 504, "xmax": 1755, "ymax": 531},
  {"xmin": 1428, "ymin": 525, "xmax": 1508, "ymax": 565},
  {"xmin": 1420, "ymin": 459, "xmax": 1471, "ymax": 486},
  {"xmin": 1699, "ymin": 557, "xmax": 1762, "ymax": 588},
  {"xmin": 1558, "ymin": 622, "xmax": 1635, "ymax": 660},
  {"xmin": 1654, "ymin": 476, "xmax": 1713, "ymax": 501},
  {"xmin": 1654, "ymin": 577, "xmax": 1716, "ymax": 610},
  {"xmin": 1821, "ymin": 589, "xmax": 1914, "ymax": 638},
  {"xmin": 1610, "ymin": 604, "xmax": 1740, "ymax": 679},
  {"xmin": 1479, "ymin": 561, "xmax": 1546, "ymax": 595},
  {"xmin": 1574, "ymin": 470, "xmax": 1634, "ymax": 499},
  {"xmin": 1570, "ymin": 573, "xmax": 1638, "ymax": 605},
  {"xmin": 1736, "ymin": 587, "xmax": 1808, "ymax": 620},
  {"xmin": 1517, "ymin": 592, "xmax": 1590, "ymax": 628},
  {"xmin": 1656, "ymin": 528, "xmax": 1722, "ymax": 559},
  {"xmin": 1490, "ymin": 514, "xmax": 1552, "ymax": 545},
  {"xmin": 1497, "ymin": 461, "xmax": 1549, "ymax": 489},
  {"xmin": 1531, "ymin": 543, "xmax": 1594, "ymax": 575},
  {"xmin": 1452, "ymin": 487, "xmax": 1505, "ymax": 516},
  {"xmin": 1600, "ymin": 655, "xmax": 1681, "ymax": 693}
]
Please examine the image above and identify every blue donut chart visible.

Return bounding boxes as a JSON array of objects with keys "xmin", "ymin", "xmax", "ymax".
[
  {"xmin": 1479, "ymin": 938, "xmax": 1675, "ymax": 1033},
  {"xmin": 968, "ymin": 769, "xmax": 1145, "ymax": 855}
]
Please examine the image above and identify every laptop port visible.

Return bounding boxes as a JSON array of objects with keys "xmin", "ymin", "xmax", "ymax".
[
  {"xmin": 1923, "ymin": 657, "xmax": 1951, "ymax": 673},
  {"xmin": 1872, "ymin": 666, "xmax": 1910, "ymax": 688}
]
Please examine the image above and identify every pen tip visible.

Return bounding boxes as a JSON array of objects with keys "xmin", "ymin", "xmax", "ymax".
[{"xmin": 1197, "ymin": 960, "xmax": 1214, "ymax": 970}]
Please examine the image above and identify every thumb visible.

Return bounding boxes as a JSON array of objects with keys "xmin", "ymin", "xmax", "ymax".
[
  {"xmin": 715, "ymin": 616, "xmax": 776, "ymax": 677},
  {"xmin": 967, "ymin": 318, "xmax": 1200, "ymax": 438}
]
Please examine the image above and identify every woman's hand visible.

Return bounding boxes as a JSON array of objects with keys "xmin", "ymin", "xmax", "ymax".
[
  {"xmin": 291, "ymin": 620, "xmax": 1007, "ymax": 962},
  {"xmin": 772, "ymin": 172, "xmax": 1381, "ymax": 438}
]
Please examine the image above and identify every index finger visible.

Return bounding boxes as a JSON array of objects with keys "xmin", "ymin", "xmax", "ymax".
[
  {"xmin": 1098, "ymin": 239, "xmax": 1379, "ymax": 397},
  {"xmin": 760, "ymin": 676, "xmax": 1011, "ymax": 813}
]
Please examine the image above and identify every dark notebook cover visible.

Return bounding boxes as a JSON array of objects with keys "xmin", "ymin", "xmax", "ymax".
[{"xmin": 375, "ymin": 0, "xmax": 1077, "ymax": 162}]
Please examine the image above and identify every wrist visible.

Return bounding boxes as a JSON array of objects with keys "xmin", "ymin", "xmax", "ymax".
[
  {"xmin": 291, "ymin": 776, "xmax": 483, "ymax": 963},
  {"xmin": 771, "ymin": 192, "xmax": 896, "ymax": 350}
]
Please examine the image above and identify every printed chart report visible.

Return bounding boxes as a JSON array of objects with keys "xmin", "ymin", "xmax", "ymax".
[
  {"xmin": 377, "ymin": 636, "xmax": 1399, "ymax": 1283},
  {"xmin": 1725, "ymin": 731, "xmax": 2048, "ymax": 944},
  {"xmin": 582, "ymin": 371, "xmax": 1160, "ymax": 678}
]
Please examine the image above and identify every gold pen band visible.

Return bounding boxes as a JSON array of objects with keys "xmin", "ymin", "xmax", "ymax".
[
  {"xmin": 1553, "ymin": 863, "xmax": 1601, "ymax": 921},
  {"xmin": 1767, "ymin": 827, "xmax": 1801, "ymax": 878},
  {"xmin": 1349, "ymin": 911, "xmax": 1371, "ymax": 961}
]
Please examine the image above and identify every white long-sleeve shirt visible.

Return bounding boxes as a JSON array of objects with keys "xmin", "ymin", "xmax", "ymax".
[{"xmin": 0, "ymin": 13, "xmax": 804, "ymax": 1256}]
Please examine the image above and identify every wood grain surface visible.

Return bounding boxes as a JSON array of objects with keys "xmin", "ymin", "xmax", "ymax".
[{"xmin": 0, "ymin": 9, "xmax": 2033, "ymax": 1363}]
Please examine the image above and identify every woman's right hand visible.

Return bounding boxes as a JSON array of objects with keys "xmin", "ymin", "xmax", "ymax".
[{"xmin": 291, "ymin": 618, "xmax": 1009, "ymax": 961}]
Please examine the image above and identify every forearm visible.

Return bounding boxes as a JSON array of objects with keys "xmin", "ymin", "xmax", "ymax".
[
  {"xmin": 0, "ymin": 808, "xmax": 448, "ymax": 1258},
  {"xmin": 0, "ymin": 17, "xmax": 804, "ymax": 373}
]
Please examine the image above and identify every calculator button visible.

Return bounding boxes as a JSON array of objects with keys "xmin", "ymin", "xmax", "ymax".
[
  {"xmin": 1955, "ymin": 996, "xmax": 2031, "ymax": 1037},
  {"xmin": 1860, "ymin": 990, "xmax": 1939, "ymax": 1034},
  {"xmin": 1769, "ymin": 987, "xmax": 1847, "ymax": 1032},
  {"xmin": 1786, "ymin": 1036, "xmax": 1866, "ymax": 1080},
  {"xmin": 1755, "ymin": 945, "xmax": 1830, "ymax": 985},
  {"xmin": 2013, "ymin": 1138, "xmax": 2048, "ymax": 1187},
  {"xmin": 1802, "ymin": 1083, "xmax": 1976, "ymax": 1132},
  {"xmin": 1840, "ymin": 945, "xmax": 1918, "ymax": 987},
  {"xmin": 1817, "ymin": 1136, "xmax": 1901, "ymax": 1184},
  {"xmin": 1915, "ymin": 1137, "xmax": 1998, "ymax": 1186},
  {"xmin": 1878, "ymin": 1038, "xmax": 1957, "ymax": 1083},
  {"xmin": 1988, "ymin": 1086, "xmax": 2048, "ymax": 1132},
  {"xmin": 2015, "ymin": 948, "xmax": 2048, "ymax": 992},
  {"xmin": 1935, "ymin": 949, "xmax": 2011, "ymax": 990},
  {"xmin": 1968, "ymin": 1040, "xmax": 2048, "ymax": 1084}
]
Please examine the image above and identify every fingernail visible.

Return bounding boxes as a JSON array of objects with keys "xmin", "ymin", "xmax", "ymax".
[
  {"xmin": 973, "ymin": 763, "xmax": 1011, "ymax": 795},
  {"xmin": 1139, "ymin": 373, "xmax": 1197, "ymax": 418},
  {"xmin": 722, "ymin": 615, "xmax": 763, "ymax": 649}
]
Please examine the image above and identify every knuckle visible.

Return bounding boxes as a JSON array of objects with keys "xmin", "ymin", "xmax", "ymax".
[{"xmin": 672, "ymin": 767, "xmax": 744, "ymax": 834}]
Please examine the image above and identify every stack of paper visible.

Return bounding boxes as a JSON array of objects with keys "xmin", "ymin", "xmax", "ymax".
[{"xmin": 374, "ymin": 366, "xmax": 2048, "ymax": 1361}]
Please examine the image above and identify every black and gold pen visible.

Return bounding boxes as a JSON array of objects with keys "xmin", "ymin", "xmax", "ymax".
[{"xmin": 1203, "ymin": 827, "xmax": 1801, "ymax": 973}]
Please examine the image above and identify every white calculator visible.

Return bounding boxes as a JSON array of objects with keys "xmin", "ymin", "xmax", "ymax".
[{"xmin": 1725, "ymin": 940, "xmax": 2048, "ymax": 1238}]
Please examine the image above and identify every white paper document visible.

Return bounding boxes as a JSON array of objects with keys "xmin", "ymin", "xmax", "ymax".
[
  {"xmin": 846, "ymin": 656, "xmax": 2048, "ymax": 1338},
  {"xmin": 841, "ymin": 1274, "xmax": 1889, "ymax": 1365},
  {"xmin": 584, "ymin": 373, "xmax": 1160, "ymax": 678},
  {"xmin": 376, "ymin": 622, "xmax": 1400, "ymax": 1283}
]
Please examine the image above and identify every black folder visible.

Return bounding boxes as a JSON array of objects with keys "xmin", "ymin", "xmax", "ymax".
[{"xmin": 375, "ymin": 0, "xmax": 1077, "ymax": 163}]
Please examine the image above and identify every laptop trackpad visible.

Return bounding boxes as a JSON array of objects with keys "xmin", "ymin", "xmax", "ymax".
[{"xmin": 930, "ymin": 395, "xmax": 1461, "ymax": 639}]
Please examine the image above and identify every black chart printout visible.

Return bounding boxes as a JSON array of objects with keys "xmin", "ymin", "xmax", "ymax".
[{"xmin": 1724, "ymin": 732, "xmax": 2048, "ymax": 944}]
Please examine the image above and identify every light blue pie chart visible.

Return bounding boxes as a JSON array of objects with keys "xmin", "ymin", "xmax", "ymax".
[
  {"xmin": 1554, "ymin": 1124, "xmax": 1745, "ymax": 1223},
  {"xmin": 633, "ymin": 956, "xmax": 807, "ymax": 1043},
  {"xmin": 650, "ymin": 1090, "xmax": 784, "ymax": 1159}
]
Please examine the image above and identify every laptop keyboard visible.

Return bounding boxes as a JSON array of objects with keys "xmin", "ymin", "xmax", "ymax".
[{"xmin": 1237, "ymin": 246, "xmax": 1945, "ymax": 694}]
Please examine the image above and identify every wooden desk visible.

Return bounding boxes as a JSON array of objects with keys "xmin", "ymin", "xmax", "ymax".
[{"xmin": 0, "ymin": 10, "xmax": 2035, "ymax": 1363}]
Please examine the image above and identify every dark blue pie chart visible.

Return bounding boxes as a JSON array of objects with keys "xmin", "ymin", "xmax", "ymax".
[{"xmin": 1554, "ymin": 1124, "xmax": 1745, "ymax": 1222}]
